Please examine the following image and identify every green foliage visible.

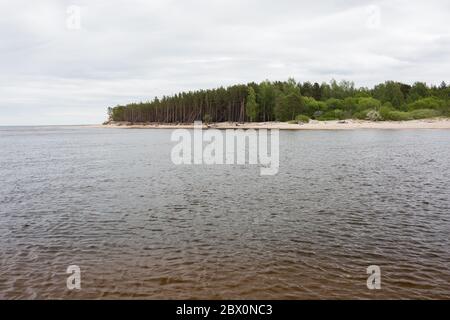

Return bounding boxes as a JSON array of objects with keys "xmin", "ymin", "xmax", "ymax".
[
  {"xmin": 352, "ymin": 111, "xmax": 365, "ymax": 120},
  {"xmin": 357, "ymin": 97, "xmax": 382, "ymax": 111},
  {"xmin": 380, "ymin": 106, "xmax": 393, "ymax": 120},
  {"xmin": 409, "ymin": 109, "xmax": 441, "ymax": 119},
  {"xmin": 111, "ymin": 106, "xmax": 125, "ymax": 121},
  {"xmin": 343, "ymin": 97, "xmax": 360, "ymax": 113},
  {"xmin": 295, "ymin": 114, "xmax": 310, "ymax": 123},
  {"xmin": 245, "ymin": 87, "xmax": 259, "ymax": 121},
  {"xmin": 384, "ymin": 108, "xmax": 440, "ymax": 121},
  {"xmin": 108, "ymin": 79, "xmax": 450, "ymax": 123},
  {"xmin": 352, "ymin": 109, "xmax": 380, "ymax": 120},
  {"xmin": 325, "ymin": 98, "xmax": 344, "ymax": 110},
  {"xmin": 318, "ymin": 109, "xmax": 344, "ymax": 121},
  {"xmin": 329, "ymin": 79, "xmax": 355, "ymax": 99},
  {"xmin": 373, "ymin": 81, "xmax": 405, "ymax": 108},
  {"xmin": 275, "ymin": 92, "xmax": 304, "ymax": 121},
  {"xmin": 303, "ymin": 97, "xmax": 327, "ymax": 116},
  {"xmin": 407, "ymin": 97, "xmax": 444, "ymax": 110},
  {"xmin": 257, "ymin": 80, "xmax": 277, "ymax": 121},
  {"xmin": 384, "ymin": 111, "xmax": 413, "ymax": 121},
  {"xmin": 408, "ymin": 82, "xmax": 430, "ymax": 102}
]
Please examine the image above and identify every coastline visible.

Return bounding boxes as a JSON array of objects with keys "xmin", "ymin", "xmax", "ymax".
[{"xmin": 100, "ymin": 118, "xmax": 450, "ymax": 130}]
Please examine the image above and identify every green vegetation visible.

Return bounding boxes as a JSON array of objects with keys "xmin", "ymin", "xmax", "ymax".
[
  {"xmin": 295, "ymin": 115, "xmax": 310, "ymax": 123},
  {"xmin": 108, "ymin": 79, "xmax": 450, "ymax": 123},
  {"xmin": 245, "ymin": 87, "xmax": 258, "ymax": 121},
  {"xmin": 409, "ymin": 109, "xmax": 440, "ymax": 119},
  {"xmin": 384, "ymin": 111, "xmax": 413, "ymax": 121}
]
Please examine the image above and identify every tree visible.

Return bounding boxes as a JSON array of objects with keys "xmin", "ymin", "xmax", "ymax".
[
  {"xmin": 300, "ymin": 81, "xmax": 313, "ymax": 97},
  {"xmin": 387, "ymin": 82, "xmax": 405, "ymax": 108},
  {"xmin": 329, "ymin": 79, "xmax": 355, "ymax": 99},
  {"xmin": 357, "ymin": 97, "xmax": 382, "ymax": 111},
  {"xmin": 320, "ymin": 82, "xmax": 332, "ymax": 100},
  {"xmin": 107, "ymin": 78, "xmax": 444, "ymax": 123},
  {"xmin": 275, "ymin": 92, "xmax": 305, "ymax": 121},
  {"xmin": 373, "ymin": 81, "xmax": 405, "ymax": 108},
  {"xmin": 303, "ymin": 97, "xmax": 326, "ymax": 116},
  {"xmin": 312, "ymin": 82, "xmax": 321, "ymax": 100},
  {"xmin": 408, "ymin": 82, "xmax": 429, "ymax": 102},
  {"xmin": 256, "ymin": 81, "xmax": 277, "ymax": 121},
  {"xmin": 245, "ymin": 87, "xmax": 259, "ymax": 121}
]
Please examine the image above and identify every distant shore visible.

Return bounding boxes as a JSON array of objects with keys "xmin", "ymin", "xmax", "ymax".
[{"xmin": 101, "ymin": 118, "xmax": 450, "ymax": 130}]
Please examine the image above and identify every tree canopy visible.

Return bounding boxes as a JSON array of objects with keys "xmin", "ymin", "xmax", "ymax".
[{"xmin": 108, "ymin": 79, "xmax": 450, "ymax": 123}]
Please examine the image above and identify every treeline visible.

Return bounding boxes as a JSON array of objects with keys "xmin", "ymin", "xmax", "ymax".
[{"xmin": 108, "ymin": 79, "xmax": 450, "ymax": 123}]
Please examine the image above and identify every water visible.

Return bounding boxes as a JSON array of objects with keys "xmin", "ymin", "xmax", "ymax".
[{"xmin": 0, "ymin": 126, "xmax": 449, "ymax": 299}]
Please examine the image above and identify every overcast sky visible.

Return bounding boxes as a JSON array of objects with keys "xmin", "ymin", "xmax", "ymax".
[{"xmin": 1, "ymin": 0, "xmax": 449, "ymax": 125}]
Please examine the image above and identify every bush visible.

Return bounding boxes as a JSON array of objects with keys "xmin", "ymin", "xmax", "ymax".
[
  {"xmin": 380, "ymin": 106, "xmax": 393, "ymax": 120},
  {"xmin": 295, "ymin": 114, "xmax": 310, "ymax": 123},
  {"xmin": 409, "ymin": 109, "xmax": 441, "ymax": 119},
  {"xmin": 357, "ymin": 97, "xmax": 382, "ymax": 112},
  {"xmin": 385, "ymin": 111, "xmax": 413, "ymax": 121},
  {"xmin": 343, "ymin": 97, "xmax": 360, "ymax": 113},
  {"xmin": 407, "ymin": 97, "xmax": 444, "ymax": 111},
  {"xmin": 325, "ymin": 98, "xmax": 345, "ymax": 110},
  {"xmin": 352, "ymin": 111, "xmax": 367, "ymax": 120},
  {"xmin": 352, "ymin": 109, "xmax": 381, "ymax": 121},
  {"xmin": 303, "ymin": 97, "xmax": 326, "ymax": 116},
  {"xmin": 317, "ymin": 109, "xmax": 345, "ymax": 121},
  {"xmin": 312, "ymin": 110, "xmax": 323, "ymax": 119},
  {"xmin": 317, "ymin": 110, "xmax": 337, "ymax": 121},
  {"xmin": 335, "ymin": 109, "xmax": 346, "ymax": 120},
  {"xmin": 383, "ymin": 102, "xmax": 393, "ymax": 109}
]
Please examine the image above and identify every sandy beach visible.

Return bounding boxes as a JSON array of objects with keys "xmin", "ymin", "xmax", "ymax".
[{"xmin": 102, "ymin": 118, "xmax": 450, "ymax": 130}]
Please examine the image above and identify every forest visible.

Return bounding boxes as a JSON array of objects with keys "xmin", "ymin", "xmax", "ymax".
[{"xmin": 107, "ymin": 79, "xmax": 450, "ymax": 123}]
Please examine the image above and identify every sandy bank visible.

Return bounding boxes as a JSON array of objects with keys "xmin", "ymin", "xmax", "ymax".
[{"xmin": 100, "ymin": 119, "xmax": 450, "ymax": 130}]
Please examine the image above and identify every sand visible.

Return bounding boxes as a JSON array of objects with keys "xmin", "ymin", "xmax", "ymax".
[{"xmin": 101, "ymin": 119, "xmax": 450, "ymax": 130}]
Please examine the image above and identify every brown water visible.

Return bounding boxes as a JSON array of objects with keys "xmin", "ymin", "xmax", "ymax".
[{"xmin": 0, "ymin": 126, "xmax": 449, "ymax": 299}]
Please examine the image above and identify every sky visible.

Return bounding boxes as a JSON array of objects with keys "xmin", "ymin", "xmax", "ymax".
[{"xmin": 1, "ymin": 0, "xmax": 450, "ymax": 125}]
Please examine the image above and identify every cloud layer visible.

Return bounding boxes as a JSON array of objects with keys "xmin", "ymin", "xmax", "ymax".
[{"xmin": 1, "ymin": 0, "xmax": 449, "ymax": 124}]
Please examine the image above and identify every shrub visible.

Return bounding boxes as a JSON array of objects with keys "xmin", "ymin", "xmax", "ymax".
[
  {"xmin": 343, "ymin": 97, "xmax": 360, "ymax": 113},
  {"xmin": 380, "ymin": 106, "xmax": 393, "ymax": 120},
  {"xmin": 318, "ymin": 109, "xmax": 345, "ymax": 120},
  {"xmin": 334, "ymin": 109, "xmax": 346, "ymax": 120},
  {"xmin": 317, "ymin": 110, "xmax": 337, "ymax": 121},
  {"xmin": 352, "ymin": 111, "xmax": 367, "ymax": 120},
  {"xmin": 312, "ymin": 110, "xmax": 323, "ymax": 119},
  {"xmin": 325, "ymin": 98, "xmax": 345, "ymax": 110},
  {"xmin": 407, "ymin": 97, "xmax": 444, "ymax": 111},
  {"xmin": 385, "ymin": 111, "xmax": 413, "ymax": 121},
  {"xmin": 295, "ymin": 114, "xmax": 310, "ymax": 123},
  {"xmin": 409, "ymin": 109, "xmax": 441, "ymax": 119},
  {"xmin": 357, "ymin": 97, "xmax": 382, "ymax": 112},
  {"xmin": 302, "ymin": 97, "xmax": 328, "ymax": 117},
  {"xmin": 352, "ymin": 109, "xmax": 381, "ymax": 121}
]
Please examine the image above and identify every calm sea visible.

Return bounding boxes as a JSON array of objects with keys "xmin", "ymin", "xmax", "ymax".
[{"xmin": 0, "ymin": 126, "xmax": 449, "ymax": 299}]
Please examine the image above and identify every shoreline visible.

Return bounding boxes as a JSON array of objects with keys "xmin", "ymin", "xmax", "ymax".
[{"xmin": 100, "ymin": 118, "xmax": 450, "ymax": 130}]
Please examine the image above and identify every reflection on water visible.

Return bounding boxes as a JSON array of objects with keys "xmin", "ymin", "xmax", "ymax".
[{"xmin": 0, "ymin": 126, "xmax": 449, "ymax": 299}]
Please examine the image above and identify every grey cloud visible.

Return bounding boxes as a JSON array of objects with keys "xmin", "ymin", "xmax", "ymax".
[{"xmin": 0, "ymin": 0, "xmax": 449, "ymax": 124}]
